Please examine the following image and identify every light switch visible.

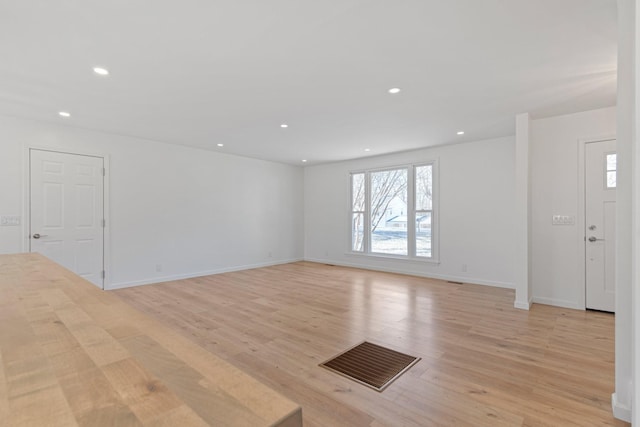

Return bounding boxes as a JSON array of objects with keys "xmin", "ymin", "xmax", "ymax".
[
  {"xmin": 0, "ymin": 216, "xmax": 21, "ymax": 226},
  {"xmin": 552, "ymin": 215, "xmax": 575, "ymax": 226}
]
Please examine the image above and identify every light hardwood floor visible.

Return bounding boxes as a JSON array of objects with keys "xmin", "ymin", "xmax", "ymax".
[
  {"xmin": 0, "ymin": 254, "xmax": 301, "ymax": 427},
  {"xmin": 115, "ymin": 262, "xmax": 629, "ymax": 427}
]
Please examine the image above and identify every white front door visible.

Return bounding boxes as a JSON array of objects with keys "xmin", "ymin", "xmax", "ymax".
[
  {"xmin": 30, "ymin": 149, "xmax": 105, "ymax": 288},
  {"xmin": 585, "ymin": 139, "xmax": 616, "ymax": 312}
]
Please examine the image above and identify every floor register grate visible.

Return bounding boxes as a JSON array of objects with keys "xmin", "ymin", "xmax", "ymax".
[{"xmin": 320, "ymin": 341, "xmax": 420, "ymax": 391}]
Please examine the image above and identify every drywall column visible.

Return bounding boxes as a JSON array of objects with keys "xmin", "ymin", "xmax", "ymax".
[
  {"xmin": 514, "ymin": 113, "xmax": 532, "ymax": 310},
  {"xmin": 632, "ymin": 1, "xmax": 640, "ymax": 424},
  {"xmin": 613, "ymin": 0, "xmax": 635, "ymax": 422}
]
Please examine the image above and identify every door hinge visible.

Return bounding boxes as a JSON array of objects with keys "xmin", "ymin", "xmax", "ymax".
[
  {"xmin": 102, "ymin": 168, "xmax": 106, "ymax": 177},
  {"xmin": 102, "ymin": 219, "xmax": 106, "ymax": 227},
  {"xmin": 101, "ymin": 270, "xmax": 105, "ymax": 279}
]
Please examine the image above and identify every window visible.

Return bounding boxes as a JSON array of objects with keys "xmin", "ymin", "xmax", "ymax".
[
  {"xmin": 371, "ymin": 168, "xmax": 408, "ymax": 255},
  {"xmin": 351, "ymin": 173, "xmax": 365, "ymax": 252},
  {"xmin": 415, "ymin": 165, "xmax": 433, "ymax": 257},
  {"xmin": 606, "ymin": 153, "xmax": 617, "ymax": 188},
  {"xmin": 350, "ymin": 162, "xmax": 437, "ymax": 260}
]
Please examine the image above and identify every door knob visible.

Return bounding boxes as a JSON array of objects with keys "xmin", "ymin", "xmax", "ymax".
[
  {"xmin": 588, "ymin": 236, "xmax": 604, "ymax": 242},
  {"xmin": 32, "ymin": 233, "xmax": 47, "ymax": 239}
]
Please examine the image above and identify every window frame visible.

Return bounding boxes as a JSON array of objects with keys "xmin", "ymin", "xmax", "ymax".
[{"xmin": 348, "ymin": 160, "xmax": 439, "ymax": 263}]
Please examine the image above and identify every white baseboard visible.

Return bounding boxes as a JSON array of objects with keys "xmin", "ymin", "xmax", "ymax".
[
  {"xmin": 303, "ymin": 257, "xmax": 515, "ymax": 290},
  {"xmin": 513, "ymin": 298, "xmax": 532, "ymax": 310},
  {"xmin": 106, "ymin": 258, "xmax": 303, "ymax": 290},
  {"xmin": 532, "ymin": 296, "xmax": 583, "ymax": 310},
  {"xmin": 611, "ymin": 392, "xmax": 632, "ymax": 422}
]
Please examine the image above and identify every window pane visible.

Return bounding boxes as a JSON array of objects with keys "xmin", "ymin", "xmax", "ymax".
[
  {"xmin": 606, "ymin": 154, "xmax": 617, "ymax": 171},
  {"xmin": 352, "ymin": 213, "xmax": 364, "ymax": 252},
  {"xmin": 415, "ymin": 165, "xmax": 432, "ymax": 211},
  {"xmin": 416, "ymin": 212, "xmax": 431, "ymax": 257},
  {"xmin": 607, "ymin": 171, "xmax": 617, "ymax": 188},
  {"xmin": 370, "ymin": 169, "xmax": 407, "ymax": 255},
  {"xmin": 352, "ymin": 173, "xmax": 365, "ymax": 211}
]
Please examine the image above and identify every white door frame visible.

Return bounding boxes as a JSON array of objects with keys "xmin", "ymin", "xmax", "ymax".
[
  {"xmin": 24, "ymin": 147, "xmax": 111, "ymax": 289},
  {"xmin": 577, "ymin": 135, "xmax": 616, "ymax": 310}
]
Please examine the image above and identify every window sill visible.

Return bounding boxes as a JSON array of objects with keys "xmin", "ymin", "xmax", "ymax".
[{"xmin": 345, "ymin": 251, "xmax": 440, "ymax": 265}]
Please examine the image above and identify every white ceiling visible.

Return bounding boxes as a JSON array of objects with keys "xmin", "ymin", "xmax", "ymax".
[{"xmin": 0, "ymin": 1, "xmax": 617, "ymax": 165}]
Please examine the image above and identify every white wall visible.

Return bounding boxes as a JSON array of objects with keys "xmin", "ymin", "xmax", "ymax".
[
  {"xmin": 0, "ymin": 115, "xmax": 304, "ymax": 289},
  {"xmin": 529, "ymin": 107, "xmax": 617, "ymax": 309},
  {"xmin": 304, "ymin": 136, "xmax": 516, "ymax": 288}
]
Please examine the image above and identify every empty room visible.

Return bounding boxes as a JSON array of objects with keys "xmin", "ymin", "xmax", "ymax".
[{"xmin": 1, "ymin": 1, "xmax": 639, "ymax": 426}]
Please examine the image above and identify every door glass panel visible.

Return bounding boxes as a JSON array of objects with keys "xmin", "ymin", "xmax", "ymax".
[{"xmin": 606, "ymin": 153, "xmax": 617, "ymax": 188}]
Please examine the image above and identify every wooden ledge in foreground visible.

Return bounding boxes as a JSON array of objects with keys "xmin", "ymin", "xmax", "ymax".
[{"xmin": 0, "ymin": 253, "xmax": 302, "ymax": 427}]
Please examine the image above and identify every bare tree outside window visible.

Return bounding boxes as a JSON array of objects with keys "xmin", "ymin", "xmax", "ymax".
[
  {"xmin": 370, "ymin": 169, "xmax": 407, "ymax": 255},
  {"xmin": 415, "ymin": 165, "xmax": 432, "ymax": 257},
  {"xmin": 415, "ymin": 165, "xmax": 432, "ymax": 210},
  {"xmin": 351, "ymin": 173, "xmax": 365, "ymax": 251}
]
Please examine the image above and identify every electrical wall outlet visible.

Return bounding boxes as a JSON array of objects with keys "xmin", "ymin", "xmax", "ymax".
[{"xmin": 0, "ymin": 216, "xmax": 20, "ymax": 226}]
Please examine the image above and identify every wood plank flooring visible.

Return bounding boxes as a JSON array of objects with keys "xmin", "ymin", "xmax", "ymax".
[
  {"xmin": 115, "ymin": 261, "xmax": 629, "ymax": 427},
  {"xmin": 0, "ymin": 253, "xmax": 301, "ymax": 427}
]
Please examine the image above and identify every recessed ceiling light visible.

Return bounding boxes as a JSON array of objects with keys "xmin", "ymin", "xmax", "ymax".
[
  {"xmin": 217, "ymin": 143, "xmax": 224, "ymax": 147},
  {"xmin": 58, "ymin": 111, "xmax": 71, "ymax": 118},
  {"xmin": 280, "ymin": 124, "xmax": 288, "ymax": 128},
  {"xmin": 93, "ymin": 67, "xmax": 109, "ymax": 76},
  {"xmin": 364, "ymin": 148, "xmax": 371, "ymax": 152},
  {"xmin": 302, "ymin": 159, "xmax": 307, "ymax": 163},
  {"xmin": 388, "ymin": 88, "xmax": 401, "ymax": 94},
  {"xmin": 457, "ymin": 131, "xmax": 465, "ymax": 135}
]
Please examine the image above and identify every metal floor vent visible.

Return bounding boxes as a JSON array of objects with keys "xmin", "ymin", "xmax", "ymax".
[{"xmin": 320, "ymin": 341, "xmax": 420, "ymax": 391}]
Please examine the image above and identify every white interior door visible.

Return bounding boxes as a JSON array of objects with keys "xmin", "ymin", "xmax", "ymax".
[
  {"xmin": 585, "ymin": 139, "xmax": 616, "ymax": 312},
  {"xmin": 30, "ymin": 149, "xmax": 105, "ymax": 288}
]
